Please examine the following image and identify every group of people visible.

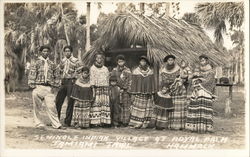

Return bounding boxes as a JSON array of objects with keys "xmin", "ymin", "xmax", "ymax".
[{"xmin": 28, "ymin": 45, "xmax": 216, "ymax": 133}]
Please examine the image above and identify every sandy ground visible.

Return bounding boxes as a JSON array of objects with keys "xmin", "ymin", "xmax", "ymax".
[{"xmin": 4, "ymin": 86, "xmax": 246, "ymax": 150}]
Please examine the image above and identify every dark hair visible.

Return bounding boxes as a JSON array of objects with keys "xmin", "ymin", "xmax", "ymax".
[
  {"xmin": 63, "ymin": 45, "xmax": 73, "ymax": 52},
  {"xmin": 82, "ymin": 66, "xmax": 90, "ymax": 73},
  {"xmin": 199, "ymin": 54, "xmax": 209, "ymax": 60},
  {"xmin": 116, "ymin": 55, "xmax": 125, "ymax": 62},
  {"xmin": 39, "ymin": 45, "xmax": 51, "ymax": 52},
  {"xmin": 163, "ymin": 55, "xmax": 176, "ymax": 62},
  {"xmin": 109, "ymin": 75, "xmax": 117, "ymax": 82},
  {"xmin": 139, "ymin": 56, "xmax": 150, "ymax": 65},
  {"xmin": 95, "ymin": 53, "xmax": 105, "ymax": 59}
]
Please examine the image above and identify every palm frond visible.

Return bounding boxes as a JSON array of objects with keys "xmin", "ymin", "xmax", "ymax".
[{"xmin": 82, "ymin": 12, "xmax": 230, "ymax": 67}]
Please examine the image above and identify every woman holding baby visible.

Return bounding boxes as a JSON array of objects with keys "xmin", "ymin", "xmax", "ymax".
[
  {"xmin": 185, "ymin": 54, "xmax": 216, "ymax": 133},
  {"xmin": 150, "ymin": 55, "xmax": 188, "ymax": 130}
]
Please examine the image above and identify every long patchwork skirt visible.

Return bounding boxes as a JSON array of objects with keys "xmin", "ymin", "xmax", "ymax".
[
  {"xmin": 120, "ymin": 91, "xmax": 132, "ymax": 125},
  {"xmin": 71, "ymin": 100, "xmax": 91, "ymax": 128},
  {"xmin": 149, "ymin": 103, "xmax": 174, "ymax": 129},
  {"xmin": 170, "ymin": 94, "xmax": 187, "ymax": 130},
  {"xmin": 129, "ymin": 94, "xmax": 154, "ymax": 128},
  {"xmin": 90, "ymin": 87, "xmax": 111, "ymax": 125},
  {"xmin": 185, "ymin": 89, "xmax": 214, "ymax": 133}
]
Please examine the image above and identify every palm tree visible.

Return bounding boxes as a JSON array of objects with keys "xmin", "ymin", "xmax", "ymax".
[
  {"xmin": 85, "ymin": 2, "xmax": 91, "ymax": 52},
  {"xmin": 182, "ymin": 13, "xmax": 200, "ymax": 26},
  {"xmin": 195, "ymin": 2, "xmax": 244, "ymax": 46}
]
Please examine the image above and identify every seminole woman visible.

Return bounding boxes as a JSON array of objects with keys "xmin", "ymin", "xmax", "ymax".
[
  {"xmin": 185, "ymin": 54, "xmax": 216, "ymax": 133},
  {"xmin": 89, "ymin": 53, "xmax": 111, "ymax": 127},
  {"xmin": 128, "ymin": 56, "xmax": 157, "ymax": 129},
  {"xmin": 159, "ymin": 55, "xmax": 187, "ymax": 130}
]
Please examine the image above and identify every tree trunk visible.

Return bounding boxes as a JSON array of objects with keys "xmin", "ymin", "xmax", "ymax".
[
  {"xmin": 239, "ymin": 48, "xmax": 244, "ymax": 84},
  {"xmin": 85, "ymin": 2, "xmax": 91, "ymax": 52},
  {"xmin": 61, "ymin": 3, "xmax": 70, "ymax": 46},
  {"xmin": 21, "ymin": 46, "xmax": 27, "ymax": 64}
]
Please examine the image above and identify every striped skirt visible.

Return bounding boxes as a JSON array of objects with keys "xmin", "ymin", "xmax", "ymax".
[
  {"xmin": 129, "ymin": 94, "xmax": 154, "ymax": 128},
  {"xmin": 120, "ymin": 91, "xmax": 132, "ymax": 125},
  {"xmin": 185, "ymin": 89, "xmax": 214, "ymax": 133},
  {"xmin": 149, "ymin": 105, "xmax": 173, "ymax": 129},
  {"xmin": 170, "ymin": 95, "xmax": 187, "ymax": 130},
  {"xmin": 90, "ymin": 87, "xmax": 111, "ymax": 125},
  {"xmin": 71, "ymin": 100, "xmax": 91, "ymax": 128}
]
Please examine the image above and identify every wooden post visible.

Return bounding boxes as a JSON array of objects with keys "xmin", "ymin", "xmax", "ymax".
[{"xmin": 229, "ymin": 85, "xmax": 233, "ymax": 101}]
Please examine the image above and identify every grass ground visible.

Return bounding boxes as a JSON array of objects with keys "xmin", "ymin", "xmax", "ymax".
[{"xmin": 4, "ymin": 85, "xmax": 246, "ymax": 149}]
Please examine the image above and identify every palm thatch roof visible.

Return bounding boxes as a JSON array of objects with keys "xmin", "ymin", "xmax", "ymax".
[{"xmin": 82, "ymin": 11, "xmax": 230, "ymax": 66}]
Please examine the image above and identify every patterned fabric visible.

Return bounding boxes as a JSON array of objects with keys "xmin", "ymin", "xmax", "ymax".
[
  {"xmin": 60, "ymin": 56, "xmax": 82, "ymax": 79},
  {"xmin": 70, "ymin": 77, "xmax": 93, "ymax": 128},
  {"xmin": 170, "ymin": 94, "xmax": 187, "ymax": 129},
  {"xmin": 149, "ymin": 92, "xmax": 174, "ymax": 129},
  {"xmin": 71, "ymin": 100, "xmax": 91, "ymax": 128},
  {"xmin": 200, "ymin": 64, "xmax": 216, "ymax": 94},
  {"xmin": 28, "ymin": 56, "xmax": 61, "ymax": 88},
  {"xmin": 159, "ymin": 64, "xmax": 180, "ymax": 88},
  {"xmin": 90, "ymin": 87, "xmax": 111, "ymax": 125},
  {"xmin": 185, "ymin": 64, "xmax": 216, "ymax": 133},
  {"xmin": 111, "ymin": 66, "xmax": 132, "ymax": 124},
  {"xmin": 120, "ymin": 91, "xmax": 132, "ymax": 124},
  {"xmin": 109, "ymin": 85, "xmax": 121, "ymax": 126},
  {"xmin": 129, "ymin": 94, "xmax": 154, "ymax": 128},
  {"xmin": 111, "ymin": 66, "xmax": 132, "ymax": 89},
  {"xmin": 129, "ymin": 66, "xmax": 156, "ymax": 94},
  {"xmin": 71, "ymin": 78, "xmax": 93, "ymax": 101},
  {"xmin": 185, "ymin": 89, "xmax": 214, "ymax": 133},
  {"xmin": 90, "ymin": 65, "xmax": 110, "ymax": 86},
  {"xmin": 159, "ymin": 64, "xmax": 187, "ymax": 130}
]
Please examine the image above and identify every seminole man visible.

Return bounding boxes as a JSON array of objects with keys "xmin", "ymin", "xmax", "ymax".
[
  {"xmin": 55, "ymin": 45, "xmax": 82, "ymax": 127},
  {"xmin": 28, "ymin": 46, "xmax": 65, "ymax": 129}
]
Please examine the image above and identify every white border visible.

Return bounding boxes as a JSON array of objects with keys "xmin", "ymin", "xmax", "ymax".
[{"xmin": 0, "ymin": 0, "xmax": 249, "ymax": 157}]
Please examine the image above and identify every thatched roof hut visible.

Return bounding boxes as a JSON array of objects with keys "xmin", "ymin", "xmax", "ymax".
[{"xmin": 82, "ymin": 11, "xmax": 229, "ymax": 67}]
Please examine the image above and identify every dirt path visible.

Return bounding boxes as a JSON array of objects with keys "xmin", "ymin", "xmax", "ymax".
[{"xmin": 4, "ymin": 89, "xmax": 246, "ymax": 149}]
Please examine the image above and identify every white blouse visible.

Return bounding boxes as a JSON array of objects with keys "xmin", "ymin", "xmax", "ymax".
[{"xmin": 90, "ymin": 65, "xmax": 109, "ymax": 86}]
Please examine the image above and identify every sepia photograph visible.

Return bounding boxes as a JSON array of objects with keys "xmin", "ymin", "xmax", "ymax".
[{"xmin": 0, "ymin": 0, "xmax": 249, "ymax": 157}]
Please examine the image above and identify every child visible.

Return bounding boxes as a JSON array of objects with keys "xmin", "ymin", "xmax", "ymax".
[
  {"xmin": 192, "ymin": 64, "xmax": 201, "ymax": 77},
  {"xmin": 70, "ymin": 67, "xmax": 93, "ymax": 129},
  {"xmin": 149, "ymin": 86, "xmax": 174, "ymax": 130},
  {"xmin": 179, "ymin": 60, "xmax": 192, "ymax": 91},
  {"xmin": 109, "ymin": 75, "xmax": 121, "ymax": 128},
  {"xmin": 111, "ymin": 55, "xmax": 132, "ymax": 127}
]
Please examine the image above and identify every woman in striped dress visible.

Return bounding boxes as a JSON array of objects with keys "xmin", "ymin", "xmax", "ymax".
[
  {"xmin": 128, "ymin": 56, "xmax": 156, "ymax": 129},
  {"xmin": 159, "ymin": 55, "xmax": 187, "ymax": 130},
  {"xmin": 71, "ymin": 67, "xmax": 93, "ymax": 129},
  {"xmin": 89, "ymin": 53, "xmax": 111, "ymax": 127},
  {"xmin": 185, "ymin": 55, "xmax": 216, "ymax": 133}
]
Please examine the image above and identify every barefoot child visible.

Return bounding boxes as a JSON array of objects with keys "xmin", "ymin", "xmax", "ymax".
[
  {"xmin": 109, "ymin": 75, "xmax": 121, "ymax": 128},
  {"xmin": 70, "ymin": 67, "xmax": 93, "ymax": 129}
]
